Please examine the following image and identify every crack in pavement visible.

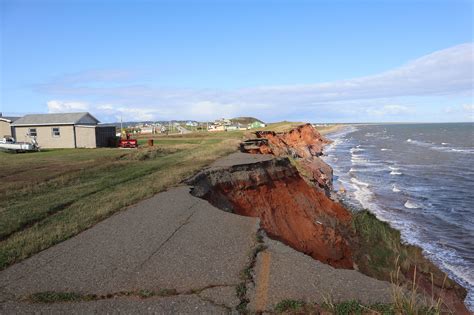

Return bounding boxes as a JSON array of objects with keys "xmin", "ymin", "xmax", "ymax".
[
  {"xmin": 14, "ymin": 284, "xmax": 239, "ymax": 306},
  {"xmin": 136, "ymin": 202, "xmax": 198, "ymax": 270}
]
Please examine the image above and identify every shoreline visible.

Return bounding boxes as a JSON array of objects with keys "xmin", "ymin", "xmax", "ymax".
[
  {"xmin": 321, "ymin": 123, "xmax": 473, "ymax": 312},
  {"xmin": 314, "ymin": 123, "xmax": 349, "ymax": 136}
]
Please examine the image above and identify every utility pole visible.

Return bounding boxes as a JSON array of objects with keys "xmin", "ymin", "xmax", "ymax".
[{"xmin": 120, "ymin": 115, "xmax": 123, "ymax": 137}]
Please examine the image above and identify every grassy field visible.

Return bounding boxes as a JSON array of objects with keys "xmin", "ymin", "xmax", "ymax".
[
  {"xmin": 0, "ymin": 132, "xmax": 243, "ymax": 270},
  {"xmin": 257, "ymin": 121, "xmax": 345, "ymax": 135}
]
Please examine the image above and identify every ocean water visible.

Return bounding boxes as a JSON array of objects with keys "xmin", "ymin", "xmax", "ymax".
[{"xmin": 321, "ymin": 123, "xmax": 474, "ymax": 310}]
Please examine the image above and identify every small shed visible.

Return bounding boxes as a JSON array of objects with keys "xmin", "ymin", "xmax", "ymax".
[{"xmin": 248, "ymin": 121, "xmax": 266, "ymax": 129}]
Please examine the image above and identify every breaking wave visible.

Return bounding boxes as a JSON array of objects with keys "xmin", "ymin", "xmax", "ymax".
[{"xmin": 404, "ymin": 200, "xmax": 422, "ymax": 209}]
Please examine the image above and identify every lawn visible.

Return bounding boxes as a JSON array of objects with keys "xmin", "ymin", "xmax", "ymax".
[{"xmin": 0, "ymin": 133, "xmax": 243, "ymax": 269}]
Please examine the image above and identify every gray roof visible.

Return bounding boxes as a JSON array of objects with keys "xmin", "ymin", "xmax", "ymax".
[
  {"xmin": 0, "ymin": 116, "xmax": 21, "ymax": 123},
  {"xmin": 12, "ymin": 112, "xmax": 100, "ymax": 126}
]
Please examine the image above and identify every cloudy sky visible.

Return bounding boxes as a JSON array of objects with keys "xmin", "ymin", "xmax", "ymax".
[{"xmin": 1, "ymin": 0, "xmax": 473, "ymax": 123}]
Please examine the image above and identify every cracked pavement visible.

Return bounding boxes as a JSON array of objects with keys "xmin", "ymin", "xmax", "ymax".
[{"xmin": 0, "ymin": 185, "xmax": 259, "ymax": 314}]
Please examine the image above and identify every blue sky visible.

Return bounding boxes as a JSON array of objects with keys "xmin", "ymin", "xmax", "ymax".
[{"xmin": 1, "ymin": 0, "xmax": 473, "ymax": 122}]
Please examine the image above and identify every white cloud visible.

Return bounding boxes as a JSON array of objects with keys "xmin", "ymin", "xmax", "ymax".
[
  {"xmin": 244, "ymin": 43, "xmax": 473, "ymax": 103},
  {"xmin": 39, "ymin": 43, "xmax": 473, "ymax": 122},
  {"xmin": 47, "ymin": 100, "xmax": 89, "ymax": 113}
]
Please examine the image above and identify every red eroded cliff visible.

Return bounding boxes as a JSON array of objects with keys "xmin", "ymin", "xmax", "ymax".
[
  {"xmin": 243, "ymin": 124, "xmax": 334, "ymax": 193},
  {"xmin": 254, "ymin": 123, "xmax": 330, "ymax": 158},
  {"xmin": 189, "ymin": 158, "xmax": 354, "ymax": 269}
]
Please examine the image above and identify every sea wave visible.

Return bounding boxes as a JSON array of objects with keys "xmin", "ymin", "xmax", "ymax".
[
  {"xmin": 350, "ymin": 177, "xmax": 370, "ymax": 187},
  {"xmin": 390, "ymin": 171, "xmax": 402, "ymax": 175},
  {"xmin": 350, "ymin": 147, "xmax": 365, "ymax": 153},
  {"xmin": 392, "ymin": 184, "xmax": 401, "ymax": 193},
  {"xmin": 407, "ymin": 139, "xmax": 474, "ymax": 154},
  {"xmin": 352, "ymin": 183, "xmax": 375, "ymax": 210},
  {"xmin": 350, "ymin": 156, "xmax": 369, "ymax": 164},
  {"xmin": 404, "ymin": 200, "xmax": 422, "ymax": 209}
]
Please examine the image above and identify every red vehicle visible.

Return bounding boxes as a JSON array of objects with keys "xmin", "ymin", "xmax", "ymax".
[{"xmin": 118, "ymin": 134, "xmax": 138, "ymax": 148}]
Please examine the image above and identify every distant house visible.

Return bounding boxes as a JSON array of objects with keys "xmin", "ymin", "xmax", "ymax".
[
  {"xmin": 140, "ymin": 125, "xmax": 155, "ymax": 134},
  {"xmin": 11, "ymin": 112, "xmax": 116, "ymax": 148},
  {"xmin": 0, "ymin": 114, "xmax": 20, "ymax": 138},
  {"xmin": 214, "ymin": 118, "xmax": 232, "ymax": 126},
  {"xmin": 225, "ymin": 125, "xmax": 239, "ymax": 131},
  {"xmin": 236, "ymin": 123, "xmax": 247, "ymax": 131},
  {"xmin": 248, "ymin": 121, "xmax": 266, "ymax": 129},
  {"xmin": 208, "ymin": 125, "xmax": 225, "ymax": 132},
  {"xmin": 186, "ymin": 121, "xmax": 198, "ymax": 127}
]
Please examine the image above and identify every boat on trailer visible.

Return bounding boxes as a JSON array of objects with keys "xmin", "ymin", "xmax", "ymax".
[{"xmin": 0, "ymin": 136, "xmax": 39, "ymax": 153}]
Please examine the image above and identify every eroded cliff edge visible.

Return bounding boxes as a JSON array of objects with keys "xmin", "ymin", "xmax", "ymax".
[{"xmin": 188, "ymin": 124, "xmax": 468, "ymax": 314}]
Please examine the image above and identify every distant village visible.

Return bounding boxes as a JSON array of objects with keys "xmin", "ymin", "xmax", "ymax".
[{"xmin": 120, "ymin": 117, "xmax": 266, "ymax": 136}]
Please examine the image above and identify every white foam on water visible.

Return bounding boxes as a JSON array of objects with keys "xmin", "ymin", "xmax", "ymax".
[
  {"xmin": 405, "ymin": 139, "xmax": 473, "ymax": 154},
  {"xmin": 392, "ymin": 185, "xmax": 401, "ymax": 193},
  {"xmin": 351, "ymin": 177, "xmax": 369, "ymax": 187},
  {"xmin": 350, "ymin": 147, "xmax": 365, "ymax": 153},
  {"xmin": 404, "ymin": 200, "xmax": 422, "ymax": 209},
  {"xmin": 390, "ymin": 171, "xmax": 402, "ymax": 175},
  {"xmin": 430, "ymin": 145, "xmax": 474, "ymax": 154},
  {"xmin": 442, "ymin": 262, "xmax": 474, "ymax": 289},
  {"xmin": 418, "ymin": 240, "xmax": 474, "ymax": 311},
  {"xmin": 350, "ymin": 155, "xmax": 370, "ymax": 164},
  {"xmin": 407, "ymin": 139, "xmax": 433, "ymax": 147},
  {"xmin": 448, "ymin": 148, "xmax": 474, "ymax": 154},
  {"xmin": 380, "ymin": 148, "xmax": 391, "ymax": 151},
  {"xmin": 352, "ymin": 183, "xmax": 375, "ymax": 210},
  {"xmin": 389, "ymin": 166, "xmax": 399, "ymax": 171}
]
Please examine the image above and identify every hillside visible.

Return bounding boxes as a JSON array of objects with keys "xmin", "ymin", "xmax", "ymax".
[{"xmin": 230, "ymin": 117, "xmax": 264, "ymax": 125}]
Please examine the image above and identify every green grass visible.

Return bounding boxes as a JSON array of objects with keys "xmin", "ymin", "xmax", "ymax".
[
  {"xmin": 0, "ymin": 135, "xmax": 241, "ymax": 270},
  {"xmin": 28, "ymin": 288, "xmax": 179, "ymax": 303},
  {"xmin": 351, "ymin": 210, "xmax": 452, "ymax": 286},
  {"xmin": 321, "ymin": 300, "xmax": 396, "ymax": 315},
  {"xmin": 274, "ymin": 299, "xmax": 305, "ymax": 312},
  {"xmin": 29, "ymin": 291, "xmax": 84, "ymax": 303}
]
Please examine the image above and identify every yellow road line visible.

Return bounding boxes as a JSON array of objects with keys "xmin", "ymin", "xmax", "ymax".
[{"xmin": 255, "ymin": 251, "xmax": 271, "ymax": 311}]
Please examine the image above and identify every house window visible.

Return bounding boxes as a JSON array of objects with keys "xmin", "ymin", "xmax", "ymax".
[
  {"xmin": 52, "ymin": 127, "xmax": 61, "ymax": 137},
  {"xmin": 28, "ymin": 128, "xmax": 37, "ymax": 137}
]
